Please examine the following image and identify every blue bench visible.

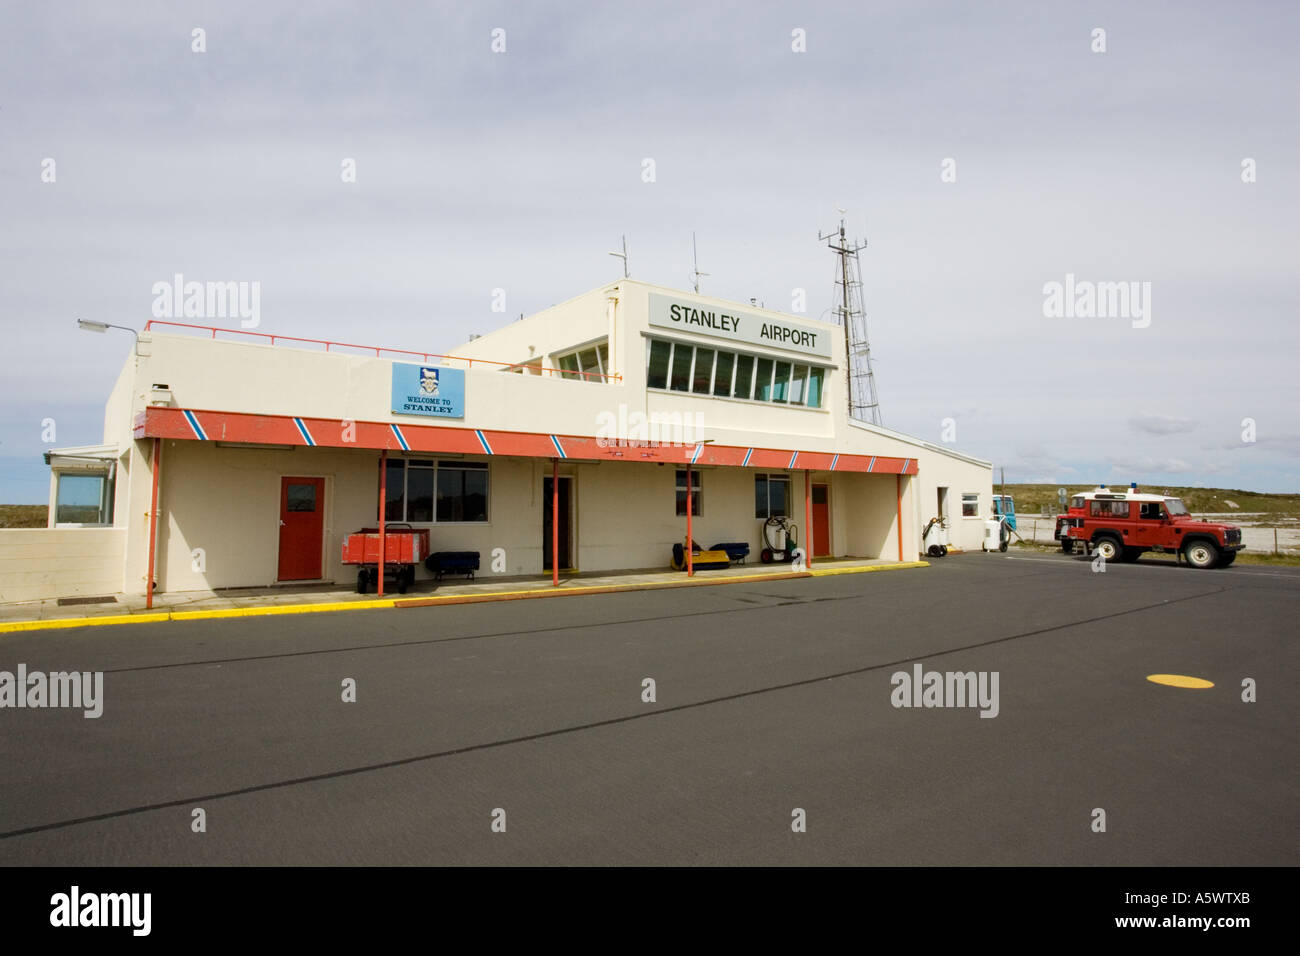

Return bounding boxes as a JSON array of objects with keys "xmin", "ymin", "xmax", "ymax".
[
  {"xmin": 711, "ymin": 542, "xmax": 750, "ymax": 564},
  {"xmin": 425, "ymin": 551, "xmax": 480, "ymax": 580}
]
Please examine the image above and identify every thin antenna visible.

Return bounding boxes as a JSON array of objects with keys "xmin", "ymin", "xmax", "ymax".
[
  {"xmin": 608, "ymin": 235, "xmax": 629, "ymax": 278},
  {"xmin": 691, "ymin": 232, "xmax": 710, "ymax": 293},
  {"xmin": 819, "ymin": 211, "xmax": 882, "ymax": 426}
]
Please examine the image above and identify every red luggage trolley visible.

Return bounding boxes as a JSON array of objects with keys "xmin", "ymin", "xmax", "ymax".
[{"xmin": 341, "ymin": 524, "xmax": 430, "ymax": 594}]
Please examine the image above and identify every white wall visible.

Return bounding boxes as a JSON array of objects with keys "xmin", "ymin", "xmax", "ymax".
[{"xmin": 0, "ymin": 529, "xmax": 127, "ymax": 603}]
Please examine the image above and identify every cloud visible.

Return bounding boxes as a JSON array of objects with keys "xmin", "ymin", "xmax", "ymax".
[
  {"xmin": 1109, "ymin": 457, "xmax": 1192, "ymax": 475},
  {"xmin": 1130, "ymin": 413, "xmax": 1197, "ymax": 436}
]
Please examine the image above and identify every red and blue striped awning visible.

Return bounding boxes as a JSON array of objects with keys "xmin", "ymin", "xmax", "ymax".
[{"xmin": 135, "ymin": 407, "xmax": 920, "ymax": 475}]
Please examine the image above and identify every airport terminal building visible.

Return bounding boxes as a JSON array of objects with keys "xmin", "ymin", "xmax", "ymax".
[{"xmin": 17, "ymin": 280, "xmax": 993, "ymax": 603}]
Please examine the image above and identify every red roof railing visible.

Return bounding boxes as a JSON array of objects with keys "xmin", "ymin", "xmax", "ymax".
[{"xmin": 141, "ymin": 320, "xmax": 621, "ymax": 382}]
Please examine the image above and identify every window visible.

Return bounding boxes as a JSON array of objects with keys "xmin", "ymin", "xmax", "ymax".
[
  {"xmin": 1139, "ymin": 501, "xmax": 1165, "ymax": 520},
  {"xmin": 755, "ymin": 358, "xmax": 775, "ymax": 401},
  {"xmin": 644, "ymin": 337, "xmax": 828, "ymax": 408},
  {"xmin": 286, "ymin": 483, "xmax": 317, "ymax": 512},
  {"xmin": 1090, "ymin": 499, "xmax": 1130, "ymax": 518},
  {"xmin": 647, "ymin": 340, "xmax": 671, "ymax": 389},
  {"xmin": 755, "ymin": 473, "xmax": 790, "ymax": 518},
  {"xmin": 806, "ymin": 367, "xmax": 824, "ymax": 407},
  {"xmin": 384, "ymin": 458, "xmax": 406, "ymax": 521},
  {"xmin": 669, "ymin": 342, "xmax": 692, "ymax": 391},
  {"xmin": 55, "ymin": 472, "xmax": 114, "ymax": 525},
  {"xmin": 675, "ymin": 470, "xmax": 702, "ymax": 516},
  {"xmin": 733, "ymin": 354, "xmax": 755, "ymax": 399},
  {"xmin": 962, "ymin": 493, "xmax": 979, "ymax": 517},
  {"xmin": 382, "ymin": 459, "xmax": 489, "ymax": 522},
  {"xmin": 712, "ymin": 351, "xmax": 734, "ymax": 397},
  {"xmin": 555, "ymin": 340, "xmax": 610, "ymax": 382},
  {"xmin": 436, "ymin": 461, "xmax": 489, "ymax": 522},
  {"xmin": 692, "ymin": 348, "xmax": 715, "ymax": 394},
  {"xmin": 407, "ymin": 460, "xmax": 436, "ymax": 521},
  {"xmin": 790, "ymin": 365, "xmax": 807, "ymax": 405},
  {"xmin": 772, "ymin": 362, "xmax": 791, "ymax": 402}
]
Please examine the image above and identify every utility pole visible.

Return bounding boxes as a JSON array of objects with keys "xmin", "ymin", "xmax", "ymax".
[
  {"xmin": 691, "ymin": 232, "xmax": 709, "ymax": 293},
  {"xmin": 819, "ymin": 213, "xmax": 882, "ymax": 426},
  {"xmin": 608, "ymin": 235, "xmax": 629, "ymax": 278}
]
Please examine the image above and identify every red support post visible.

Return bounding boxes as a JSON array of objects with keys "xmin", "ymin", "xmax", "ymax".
[
  {"xmin": 552, "ymin": 458, "xmax": 559, "ymax": 586},
  {"xmin": 146, "ymin": 438, "xmax": 162, "ymax": 610},
  {"xmin": 897, "ymin": 474, "xmax": 904, "ymax": 561},
  {"xmin": 804, "ymin": 469, "xmax": 812, "ymax": 569},
  {"xmin": 378, "ymin": 449, "xmax": 387, "ymax": 597},
  {"xmin": 686, "ymin": 465, "xmax": 694, "ymax": 576}
]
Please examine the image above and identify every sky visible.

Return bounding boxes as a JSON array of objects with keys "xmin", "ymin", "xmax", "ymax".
[{"xmin": 2, "ymin": 0, "xmax": 1297, "ymax": 502}]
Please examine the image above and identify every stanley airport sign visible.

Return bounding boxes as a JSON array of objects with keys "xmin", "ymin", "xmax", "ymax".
[{"xmin": 648, "ymin": 294, "xmax": 833, "ymax": 359}]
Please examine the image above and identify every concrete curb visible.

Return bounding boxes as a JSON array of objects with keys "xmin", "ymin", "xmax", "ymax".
[{"xmin": 0, "ymin": 560, "xmax": 929, "ymax": 633}]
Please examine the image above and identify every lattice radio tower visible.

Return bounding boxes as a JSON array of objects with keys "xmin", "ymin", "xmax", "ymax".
[{"xmin": 819, "ymin": 214, "xmax": 882, "ymax": 426}]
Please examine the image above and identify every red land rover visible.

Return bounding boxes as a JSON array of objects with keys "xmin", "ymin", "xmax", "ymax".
[{"xmin": 1054, "ymin": 485, "xmax": 1244, "ymax": 569}]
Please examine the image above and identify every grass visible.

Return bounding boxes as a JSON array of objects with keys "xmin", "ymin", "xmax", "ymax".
[
  {"xmin": 999, "ymin": 483, "xmax": 1300, "ymax": 518},
  {"xmin": 0, "ymin": 505, "xmax": 47, "ymax": 528}
]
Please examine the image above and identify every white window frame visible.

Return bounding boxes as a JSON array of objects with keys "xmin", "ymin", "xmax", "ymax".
[
  {"xmin": 52, "ymin": 469, "xmax": 115, "ymax": 528},
  {"xmin": 383, "ymin": 459, "xmax": 491, "ymax": 525},
  {"xmin": 646, "ymin": 336, "xmax": 828, "ymax": 409}
]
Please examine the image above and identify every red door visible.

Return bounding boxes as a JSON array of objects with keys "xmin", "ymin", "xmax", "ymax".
[
  {"xmin": 278, "ymin": 477, "xmax": 324, "ymax": 580},
  {"xmin": 812, "ymin": 484, "xmax": 831, "ymax": 557}
]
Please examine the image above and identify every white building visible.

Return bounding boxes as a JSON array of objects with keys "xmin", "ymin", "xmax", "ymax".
[{"xmin": 10, "ymin": 280, "xmax": 993, "ymax": 604}]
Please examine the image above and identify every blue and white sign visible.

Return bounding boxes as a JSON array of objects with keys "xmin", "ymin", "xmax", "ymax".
[{"xmin": 391, "ymin": 363, "xmax": 465, "ymax": 418}]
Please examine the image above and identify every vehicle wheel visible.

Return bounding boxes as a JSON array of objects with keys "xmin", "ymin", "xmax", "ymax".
[
  {"xmin": 356, "ymin": 568, "xmax": 369, "ymax": 595},
  {"xmin": 927, "ymin": 544, "xmax": 941, "ymax": 557},
  {"xmin": 999, "ymin": 536, "xmax": 1009, "ymax": 553},
  {"xmin": 1093, "ymin": 536, "xmax": 1123, "ymax": 563},
  {"xmin": 1120, "ymin": 547, "xmax": 1142, "ymax": 563},
  {"xmin": 1219, "ymin": 552, "xmax": 1237, "ymax": 567},
  {"xmin": 760, "ymin": 548, "xmax": 774, "ymax": 563},
  {"xmin": 396, "ymin": 568, "xmax": 409, "ymax": 594},
  {"xmin": 939, "ymin": 545, "xmax": 948, "ymax": 556},
  {"xmin": 1183, "ymin": 540, "xmax": 1219, "ymax": 569},
  {"xmin": 1061, "ymin": 538, "xmax": 1074, "ymax": 555}
]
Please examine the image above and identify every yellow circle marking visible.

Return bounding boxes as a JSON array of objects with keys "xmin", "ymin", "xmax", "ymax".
[{"xmin": 1147, "ymin": 674, "xmax": 1214, "ymax": 689}]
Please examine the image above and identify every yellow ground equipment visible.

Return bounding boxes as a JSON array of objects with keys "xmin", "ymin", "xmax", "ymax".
[{"xmin": 671, "ymin": 539, "xmax": 731, "ymax": 571}]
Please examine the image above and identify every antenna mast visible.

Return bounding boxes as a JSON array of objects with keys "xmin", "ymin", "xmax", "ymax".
[
  {"xmin": 819, "ymin": 213, "xmax": 882, "ymax": 426},
  {"xmin": 608, "ymin": 235, "xmax": 629, "ymax": 278},
  {"xmin": 691, "ymin": 232, "xmax": 710, "ymax": 293}
]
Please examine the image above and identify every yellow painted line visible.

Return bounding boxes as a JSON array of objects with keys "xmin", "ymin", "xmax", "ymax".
[
  {"xmin": 0, "ymin": 612, "xmax": 172, "ymax": 634},
  {"xmin": 0, "ymin": 560, "xmax": 932, "ymax": 631},
  {"xmin": 0, "ymin": 600, "xmax": 395, "ymax": 633},
  {"xmin": 810, "ymin": 561, "xmax": 929, "ymax": 576},
  {"xmin": 1147, "ymin": 674, "xmax": 1215, "ymax": 689},
  {"xmin": 169, "ymin": 599, "xmax": 395, "ymax": 621}
]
